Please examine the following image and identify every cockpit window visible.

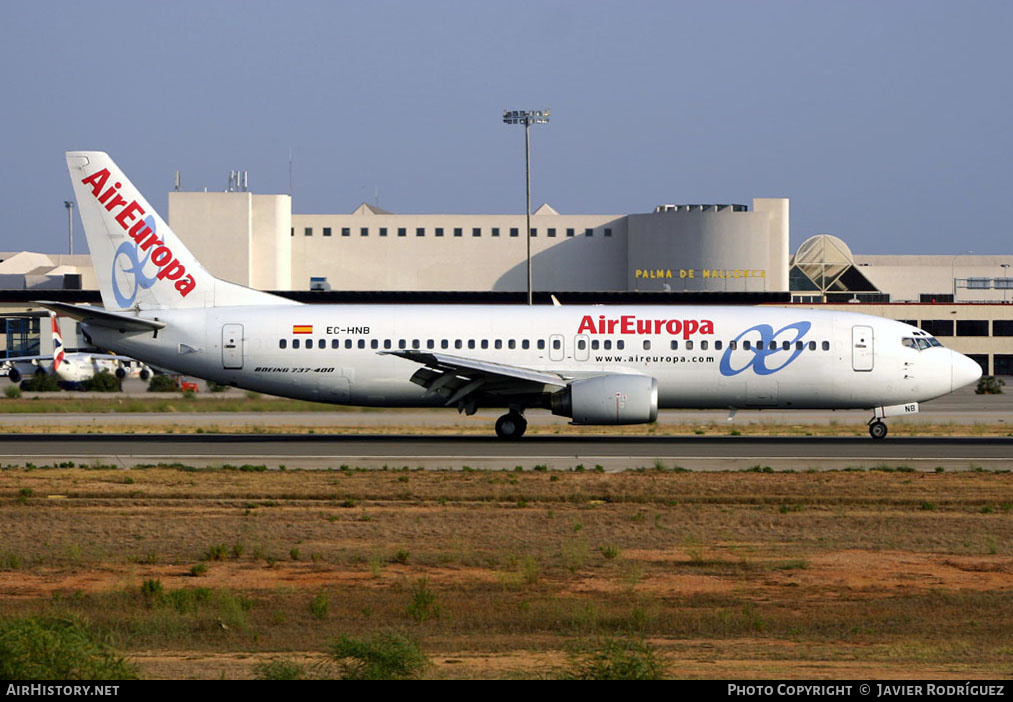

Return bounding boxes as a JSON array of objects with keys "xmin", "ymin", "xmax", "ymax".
[{"xmin": 903, "ymin": 336, "xmax": 942, "ymax": 350}]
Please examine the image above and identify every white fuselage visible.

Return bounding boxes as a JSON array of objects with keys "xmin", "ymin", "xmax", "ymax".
[{"xmin": 81, "ymin": 304, "xmax": 977, "ymax": 411}]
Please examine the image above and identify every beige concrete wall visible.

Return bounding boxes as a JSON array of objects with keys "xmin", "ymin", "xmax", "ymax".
[
  {"xmin": 289, "ymin": 212, "xmax": 627, "ymax": 292},
  {"xmin": 855, "ymin": 255, "xmax": 1013, "ymax": 303},
  {"xmin": 169, "ymin": 192, "xmax": 252, "ymax": 287}
]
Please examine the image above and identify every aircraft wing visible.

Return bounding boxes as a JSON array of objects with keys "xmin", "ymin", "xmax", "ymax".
[
  {"xmin": 35, "ymin": 302, "xmax": 166, "ymax": 333},
  {"xmin": 384, "ymin": 350, "xmax": 568, "ymax": 410},
  {"xmin": 2, "ymin": 355, "xmax": 52, "ymax": 365}
]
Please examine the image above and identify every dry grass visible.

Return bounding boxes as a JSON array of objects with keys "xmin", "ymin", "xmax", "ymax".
[{"xmin": 0, "ymin": 466, "xmax": 1010, "ymax": 679}]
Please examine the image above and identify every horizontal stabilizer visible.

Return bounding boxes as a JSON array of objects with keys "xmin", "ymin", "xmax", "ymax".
[{"xmin": 35, "ymin": 301, "xmax": 165, "ymax": 333}]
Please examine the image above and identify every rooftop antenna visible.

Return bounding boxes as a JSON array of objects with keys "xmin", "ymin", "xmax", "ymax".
[
  {"xmin": 288, "ymin": 148, "xmax": 293, "ymax": 197},
  {"xmin": 174, "ymin": 170, "xmax": 181, "ymax": 192}
]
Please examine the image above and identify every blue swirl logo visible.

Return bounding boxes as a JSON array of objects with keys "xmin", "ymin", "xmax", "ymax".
[
  {"xmin": 719, "ymin": 321, "xmax": 811, "ymax": 376},
  {"xmin": 111, "ymin": 215, "xmax": 159, "ymax": 307}
]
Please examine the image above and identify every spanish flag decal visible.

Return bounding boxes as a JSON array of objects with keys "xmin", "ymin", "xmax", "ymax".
[{"xmin": 292, "ymin": 325, "xmax": 313, "ymax": 334}]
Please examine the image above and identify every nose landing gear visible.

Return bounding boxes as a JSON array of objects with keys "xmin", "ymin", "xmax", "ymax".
[
  {"xmin": 495, "ymin": 411, "xmax": 527, "ymax": 440},
  {"xmin": 868, "ymin": 419, "xmax": 888, "ymax": 440}
]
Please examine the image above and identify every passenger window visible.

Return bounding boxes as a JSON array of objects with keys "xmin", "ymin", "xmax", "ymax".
[
  {"xmin": 371, "ymin": 339, "xmax": 379, "ymax": 349},
  {"xmin": 441, "ymin": 340, "xmax": 449, "ymax": 349},
  {"xmin": 714, "ymin": 340, "xmax": 722, "ymax": 350},
  {"xmin": 808, "ymin": 341, "xmax": 816, "ymax": 351},
  {"xmin": 384, "ymin": 339, "xmax": 392, "ymax": 350},
  {"xmin": 279, "ymin": 339, "xmax": 287, "ymax": 349},
  {"xmin": 670, "ymin": 340, "xmax": 679, "ymax": 351},
  {"xmin": 686, "ymin": 340, "xmax": 694, "ymax": 350},
  {"xmin": 701, "ymin": 340, "xmax": 708, "ymax": 350},
  {"xmin": 730, "ymin": 341, "xmax": 737, "ymax": 350},
  {"xmin": 398, "ymin": 339, "xmax": 406, "ymax": 349},
  {"xmin": 769, "ymin": 341, "xmax": 777, "ymax": 350},
  {"xmin": 822, "ymin": 341, "xmax": 830, "ymax": 351},
  {"xmin": 412, "ymin": 339, "xmax": 420, "ymax": 349},
  {"xmin": 318, "ymin": 339, "xmax": 326, "ymax": 349},
  {"xmin": 592, "ymin": 340, "xmax": 600, "ymax": 350},
  {"xmin": 344, "ymin": 339, "xmax": 352, "ymax": 349},
  {"xmin": 617, "ymin": 340, "xmax": 625, "ymax": 350},
  {"xmin": 796, "ymin": 341, "xmax": 804, "ymax": 351},
  {"xmin": 522, "ymin": 340, "xmax": 530, "ymax": 350},
  {"xmin": 427, "ymin": 339, "xmax": 435, "ymax": 349},
  {"xmin": 782, "ymin": 341, "xmax": 790, "ymax": 350},
  {"xmin": 293, "ymin": 339, "xmax": 300, "ymax": 349},
  {"xmin": 537, "ymin": 340, "xmax": 545, "ymax": 350},
  {"xmin": 643, "ymin": 340, "xmax": 651, "ymax": 350},
  {"xmin": 468, "ymin": 340, "xmax": 476, "ymax": 349},
  {"xmin": 552, "ymin": 339, "xmax": 561, "ymax": 350},
  {"xmin": 455, "ymin": 340, "xmax": 462, "ymax": 349},
  {"xmin": 603, "ymin": 340, "xmax": 612, "ymax": 350},
  {"xmin": 577, "ymin": 339, "xmax": 586, "ymax": 350},
  {"xmin": 358, "ymin": 339, "xmax": 366, "ymax": 349},
  {"xmin": 331, "ymin": 339, "xmax": 339, "ymax": 349},
  {"xmin": 495, "ymin": 340, "xmax": 502, "ymax": 349},
  {"xmin": 481, "ymin": 340, "xmax": 489, "ymax": 349},
  {"xmin": 743, "ymin": 340, "xmax": 751, "ymax": 351},
  {"xmin": 508, "ymin": 340, "xmax": 516, "ymax": 349}
]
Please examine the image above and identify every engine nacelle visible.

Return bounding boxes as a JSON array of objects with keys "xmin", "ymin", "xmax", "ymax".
[{"xmin": 551, "ymin": 374, "xmax": 658, "ymax": 425}]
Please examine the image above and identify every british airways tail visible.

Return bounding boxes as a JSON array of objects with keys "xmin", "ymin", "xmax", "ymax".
[{"xmin": 65, "ymin": 151, "xmax": 297, "ymax": 311}]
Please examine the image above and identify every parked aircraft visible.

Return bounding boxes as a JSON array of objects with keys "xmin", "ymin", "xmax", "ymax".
[
  {"xmin": 45, "ymin": 151, "xmax": 981, "ymax": 438},
  {"xmin": 3, "ymin": 312, "xmax": 151, "ymax": 384}
]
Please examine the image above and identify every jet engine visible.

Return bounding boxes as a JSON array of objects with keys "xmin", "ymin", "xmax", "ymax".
[{"xmin": 551, "ymin": 374, "xmax": 658, "ymax": 425}]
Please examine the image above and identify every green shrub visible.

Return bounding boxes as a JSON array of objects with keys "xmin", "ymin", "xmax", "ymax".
[
  {"xmin": 406, "ymin": 578, "xmax": 441, "ymax": 624},
  {"xmin": 146, "ymin": 374, "xmax": 178, "ymax": 392},
  {"xmin": 140, "ymin": 578, "xmax": 164, "ymax": 607},
  {"xmin": 563, "ymin": 637, "xmax": 666, "ymax": 680},
  {"xmin": 0, "ymin": 616, "xmax": 138, "ymax": 680},
  {"xmin": 328, "ymin": 632, "xmax": 429, "ymax": 680},
  {"xmin": 4, "ymin": 385, "xmax": 21, "ymax": 399},
  {"xmin": 310, "ymin": 592, "xmax": 329, "ymax": 620},
  {"xmin": 20, "ymin": 373, "xmax": 61, "ymax": 392},
  {"xmin": 82, "ymin": 370, "xmax": 121, "ymax": 392},
  {"xmin": 254, "ymin": 659, "xmax": 308, "ymax": 680},
  {"xmin": 976, "ymin": 376, "xmax": 1005, "ymax": 394}
]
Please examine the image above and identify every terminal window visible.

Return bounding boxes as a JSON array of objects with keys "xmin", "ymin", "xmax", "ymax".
[
  {"xmin": 956, "ymin": 320, "xmax": 989, "ymax": 336},
  {"xmin": 323, "ymin": 227, "xmax": 332, "ymax": 237},
  {"xmin": 398, "ymin": 228, "xmax": 406, "ymax": 237},
  {"xmin": 379, "ymin": 227, "xmax": 388, "ymax": 237},
  {"xmin": 304, "ymin": 227, "xmax": 312, "ymax": 236},
  {"xmin": 604, "ymin": 228, "xmax": 612, "ymax": 237},
  {"xmin": 510, "ymin": 228, "xmax": 519, "ymax": 237},
  {"xmin": 530, "ymin": 228, "xmax": 537, "ymax": 237},
  {"xmin": 547, "ymin": 228, "xmax": 556, "ymax": 237},
  {"xmin": 454, "ymin": 228, "xmax": 463, "ymax": 237},
  {"xmin": 473, "ymin": 227, "xmax": 481, "ymax": 237},
  {"xmin": 585, "ymin": 228, "xmax": 593, "ymax": 237},
  {"xmin": 416, "ymin": 228, "xmax": 425, "ymax": 237},
  {"xmin": 993, "ymin": 320, "xmax": 1013, "ymax": 336},
  {"xmin": 435, "ymin": 228, "xmax": 444, "ymax": 237},
  {"xmin": 566, "ymin": 228, "xmax": 575, "ymax": 237},
  {"xmin": 361, "ymin": 227, "xmax": 368, "ymax": 236},
  {"xmin": 920, "ymin": 320, "xmax": 954, "ymax": 336},
  {"xmin": 341, "ymin": 227, "xmax": 350, "ymax": 237},
  {"xmin": 492, "ymin": 228, "xmax": 500, "ymax": 237}
]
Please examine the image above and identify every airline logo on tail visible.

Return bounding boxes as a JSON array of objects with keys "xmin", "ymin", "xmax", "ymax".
[
  {"xmin": 52, "ymin": 315, "xmax": 65, "ymax": 372},
  {"xmin": 80, "ymin": 168, "xmax": 196, "ymax": 305}
]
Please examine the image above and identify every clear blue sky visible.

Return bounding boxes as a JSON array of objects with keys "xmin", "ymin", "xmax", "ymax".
[{"xmin": 1, "ymin": 0, "xmax": 1010, "ymax": 256}]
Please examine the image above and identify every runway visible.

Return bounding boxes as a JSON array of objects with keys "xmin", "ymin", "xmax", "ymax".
[{"xmin": 0, "ymin": 433, "xmax": 1010, "ymax": 471}]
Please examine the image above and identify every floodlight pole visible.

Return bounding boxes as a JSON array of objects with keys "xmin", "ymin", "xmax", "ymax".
[
  {"xmin": 64, "ymin": 201, "xmax": 74, "ymax": 255},
  {"xmin": 503, "ymin": 109, "xmax": 550, "ymax": 305}
]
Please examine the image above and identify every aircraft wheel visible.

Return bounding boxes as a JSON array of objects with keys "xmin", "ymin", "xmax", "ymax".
[
  {"xmin": 869, "ymin": 421, "xmax": 888, "ymax": 440},
  {"xmin": 8, "ymin": 369, "xmax": 21, "ymax": 383},
  {"xmin": 495, "ymin": 412, "xmax": 527, "ymax": 440}
]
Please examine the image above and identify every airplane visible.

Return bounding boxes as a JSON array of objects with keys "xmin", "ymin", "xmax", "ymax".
[
  {"xmin": 3, "ymin": 311, "xmax": 152, "ymax": 385},
  {"xmin": 42, "ymin": 151, "xmax": 982, "ymax": 439}
]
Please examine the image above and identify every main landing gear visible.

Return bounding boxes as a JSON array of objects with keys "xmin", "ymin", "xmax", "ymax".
[
  {"xmin": 495, "ymin": 411, "xmax": 527, "ymax": 440},
  {"xmin": 868, "ymin": 419, "xmax": 888, "ymax": 440}
]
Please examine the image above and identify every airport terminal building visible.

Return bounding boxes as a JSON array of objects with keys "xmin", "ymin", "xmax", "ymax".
[{"xmin": 2, "ymin": 186, "xmax": 1011, "ymax": 375}]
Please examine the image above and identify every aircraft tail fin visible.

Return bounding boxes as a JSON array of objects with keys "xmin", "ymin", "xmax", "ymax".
[
  {"xmin": 50, "ymin": 313, "xmax": 65, "ymax": 373},
  {"xmin": 65, "ymin": 152, "xmax": 297, "ymax": 311}
]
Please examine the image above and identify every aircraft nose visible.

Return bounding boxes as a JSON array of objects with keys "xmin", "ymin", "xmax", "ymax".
[{"xmin": 951, "ymin": 350, "xmax": 982, "ymax": 391}]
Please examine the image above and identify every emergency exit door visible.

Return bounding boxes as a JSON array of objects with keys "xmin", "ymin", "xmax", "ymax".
[
  {"xmin": 222, "ymin": 324, "xmax": 244, "ymax": 369},
  {"xmin": 852, "ymin": 325, "xmax": 874, "ymax": 372}
]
